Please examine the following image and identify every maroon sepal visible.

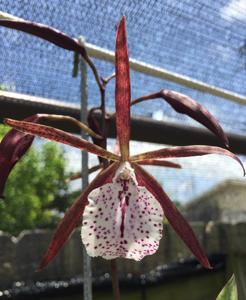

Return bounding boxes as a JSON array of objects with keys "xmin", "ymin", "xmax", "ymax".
[
  {"xmin": 38, "ymin": 162, "xmax": 118, "ymax": 270},
  {"xmin": 0, "ymin": 19, "xmax": 87, "ymax": 58},
  {"xmin": 131, "ymin": 89, "xmax": 229, "ymax": 147},
  {"xmin": 133, "ymin": 163, "xmax": 212, "ymax": 269},
  {"xmin": 115, "ymin": 16, "xmax": 131, "ymax": 160},
  {"xmin": 0, "ymin": 115, "xmax": 43, "ymax": 197}
]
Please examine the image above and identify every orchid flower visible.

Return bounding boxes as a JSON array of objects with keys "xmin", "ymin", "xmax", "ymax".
[{"xmin": 0, "ymin": 16, "xmax": 244, "ymax": 271}]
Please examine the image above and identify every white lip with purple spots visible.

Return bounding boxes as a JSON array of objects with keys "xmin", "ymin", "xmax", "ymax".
[{"xmin": 81, "ymin": 162, "xmax": 164, "ymax": 261}]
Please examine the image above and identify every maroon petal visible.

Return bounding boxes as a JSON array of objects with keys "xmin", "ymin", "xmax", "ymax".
[
  {"xmin": 38, "ymin": 162, "xmax": 119, "ymax": 270},
  {"xmin": 0, "ymin": 114, "xmax": 43, "ymax": 197},
  {"xmin": 0, "ymin": 19, "xmax": 87, "ymax": 58},
  {"xmin": 115, "ymin": 16, "xmax": 131, "ymax": 160},
  {"xmin": 130, "ymin": 145, "xmax": 245, "ymax": 176},
  {"xmin": 5, "ymin": 118, "xmax": 120, "ymax": 161},
  {"xmin": 68, "ymin": 164, "xmax": 103, "ymax": 181},
  {"xmin": 138, "ymin": 159, "xmax": 181, "ymax": 169},
  {"xmin": 133, "ymin": 163, "xmax": 211, "ymax": 269},
  {"xmin": 131, "ymin": 89, "xmax": 229, "ymax": 147}
]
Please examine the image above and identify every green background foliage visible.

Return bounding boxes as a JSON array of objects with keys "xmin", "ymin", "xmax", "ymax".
[
  {"xmin": 0, "ymin": 125, "xmax": 72, "ymax": 236},
  {"xmin": 217, "ymin": 275, "xmax": 238, "ymax": 300}
]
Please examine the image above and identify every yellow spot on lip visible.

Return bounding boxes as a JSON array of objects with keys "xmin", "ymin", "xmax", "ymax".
[{"xmin": 120, "ymin": 169, "xmax": 131, "ymax": 180}]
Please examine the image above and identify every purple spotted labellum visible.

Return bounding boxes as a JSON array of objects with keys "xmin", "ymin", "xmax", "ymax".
[
  {"xmin": 1, "ymin": 17, "xmax": 245, "ymax": 271},
  {"xmin": 82, "ymin": 162, "xmax": 163, "ymax": 260}
]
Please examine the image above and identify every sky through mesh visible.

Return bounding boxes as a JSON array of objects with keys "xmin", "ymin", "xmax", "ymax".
[{"xmin": 0, "ymin": 0, "xmax": 245, "ymax": 202}]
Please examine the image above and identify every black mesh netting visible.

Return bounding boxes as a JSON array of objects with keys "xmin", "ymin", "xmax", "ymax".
[
  {"xmin": 0, "ymin": 0, "xmax": 245, "ymax": 135},
  {"xmin": 0, "ymin": 0, "xmax": 245, "ymax": 201}
]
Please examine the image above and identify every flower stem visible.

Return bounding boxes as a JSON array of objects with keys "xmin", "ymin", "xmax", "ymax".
[
  {"xmin": 89, "ymin": 49, "xmax": 120, "ymax": 299},
  {"xmin": 111, "ymin": 259, "xmax": 121, "ymax": 300},
  {"xmin": 80, "ymin": 41, "xmax": 93, "ymax": 300}
]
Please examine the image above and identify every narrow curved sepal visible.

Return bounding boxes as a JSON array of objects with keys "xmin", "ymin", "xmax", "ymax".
[
  {"xmin": 131, "ymin": 145, "xmax": 245, "ymax": 176},
  {"xmin": 42, "ymin": 114, "xmax": 103, "ymax": 140},
  {"xmin": 0, "ymin": 114, "xmax": 43, "ymax": 197},
  {"xmin": 87, "ymin": 108, "xmax": 106, "ymax": 164},
  {"xmin": 139, "ymin": 159, "xmax": 181, "ymax": 169},
  {"xmin": 38, "ymin": 162, "xmax": 119, "ymax": 270},
  {"xmin": 4, "ymin": 119, "xmax": 120, "ymax": 161},
  {"xmin": 0, "ymin": 19, "xmax": 87, "ymax": 58},
  {"xmin": 115, "ymin": 16, "xmax": 131, "ymax": 160},
  {"xmin": 131, "ymin": 89, "xmax": 229, "ymax": 147},
  {"xmin": 133, "ymin": 163, "xmax": 212, "ymax": 269},
  {"xmin": 161, "ymin": 90, "xmax": 229, "ymax": 147},
  {"xmin": 68, "ymin": 164, "xmax": 103, "ymax": 182}
]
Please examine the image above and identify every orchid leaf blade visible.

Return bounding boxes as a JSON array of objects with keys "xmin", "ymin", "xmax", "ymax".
[{"xmin": 216, "ymin": 274, "xmax": 238, "ymax": 300}]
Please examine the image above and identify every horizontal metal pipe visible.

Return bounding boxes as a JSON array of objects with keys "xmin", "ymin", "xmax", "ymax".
[
  {"xmin": 86, "ymin": 43, "xmax": 246, "ymax": 105},
  {"xmin": 0, "ymin": 91, "xmax": 245, "ymax": 154},
  {"xmin": 1, "ymin": 10, "xmax": 245, "ymax": 105}
]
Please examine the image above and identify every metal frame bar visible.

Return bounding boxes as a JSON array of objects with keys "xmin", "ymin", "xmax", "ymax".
[
  {"xmin": 0, "ymin": 11, "xmax": 245, "ymax": 105},
  {"xmin": 0, "ymin": 91, "xmax": 245, "ymax": 154},
  {"xmin": 86, "ymin": 43, "xmax": 246, "ymax": 105},
  {"xmin": 0, "ymin": 16, "xmax": 245, "ymax": 153}
]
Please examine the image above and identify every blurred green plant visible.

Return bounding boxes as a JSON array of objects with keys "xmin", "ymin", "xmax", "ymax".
[
  {"xmin": 0, "ymin": 83, "xmax": 7, "ymax": 90},
  {"xmin": 0, "ymin": 125, "xmax": 72, "ymax": 236},
  {"xmin": 216, "ymin": 274, "xmax": 238, "ymax": 300}
]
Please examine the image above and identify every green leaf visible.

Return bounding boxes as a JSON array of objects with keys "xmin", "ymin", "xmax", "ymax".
[{"xmin": 217, "ymin": 274, "xmax": 238, "ymax": 300}]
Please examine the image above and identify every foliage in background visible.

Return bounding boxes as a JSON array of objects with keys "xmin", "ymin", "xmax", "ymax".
[
  {"xmin": 0, "ymin": 125, "xmax": 72, "ymax": 236},
  {"xmin": 217, "ymin": 275, "xmax": 238, "ymax": 300},
  {"xmin": 0, "ymin": 83, "xmax": 7, "ymax": 90}
]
